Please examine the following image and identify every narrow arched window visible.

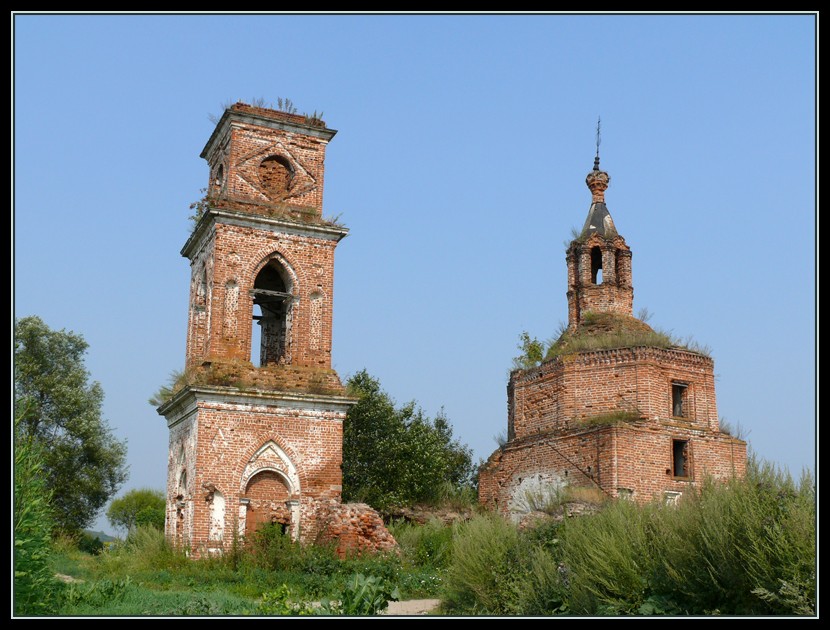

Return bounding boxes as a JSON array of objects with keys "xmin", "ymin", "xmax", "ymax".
[
  {"xmin": 590, "ymin": 246, "xmax": 603, "ymax": 284},
  {"xmin": 213, "ymin": 163, "xmax": 225, "ymax": 194}
]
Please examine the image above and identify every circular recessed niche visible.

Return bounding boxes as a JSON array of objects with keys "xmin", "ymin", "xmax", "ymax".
[{"xmin": 259, "ymin": 155, "xmax": 294, "ymax": 198}]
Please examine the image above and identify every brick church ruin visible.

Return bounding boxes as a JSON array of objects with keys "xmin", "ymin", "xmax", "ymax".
[
  {"xmin": 478, "ymin": 155, "xmax": 747, "ymax": 515},
  {"xmin": 158, "ymin": 101, "xmax": 747, "ymax": 551},
  {"xmin": 157, "ymin": 103, "xmax": 394, "ymax": 555}
]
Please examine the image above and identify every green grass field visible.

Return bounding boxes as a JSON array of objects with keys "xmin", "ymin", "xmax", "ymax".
[
  {"xmin": 34, "ymin": 458, "xmax": 815, "ymax": 617},
  {"xmin": 49, "ymin": 520, "xmax": 449, "ymax": 616}
]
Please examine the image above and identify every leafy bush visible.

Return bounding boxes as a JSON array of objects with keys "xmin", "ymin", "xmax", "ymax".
[
  {"xmin": 257, "ymin": 584, "xmax": 316, "ymax": 616},
  {"xmin": 248, "ymin": 523, "xmax": 339, "ymax": 576},
  {"xmin": 77, "ymin": 532, "xmax": 104, "ymax": 555},
  {"xmin": 93, "ymin": 524, "xmax": 188, "ymax": 577},
  {"xmin": 649, "ymin": 457, "xmax": 816, "ymax": 615},
  {"xmin": 318, "ymin": 573, "xmax": 400, "ymax": 616},
  {"xmin": 511, "ymin": 312, "xmax": 712, "ymax": 374},
  {"xmin": 63, "ymin": 578, "xmax": 131, "ymax": 610},
  {"xmin": 515, "ymin": 544, "xmax": 569, "ymax": 615},
  {"xmin": 512, "ymin": 332, "xmax": 547, "ymax": 370},
  {"xmin": 560, "ymin": 499, "xmax": 657, "ymax": 614}
]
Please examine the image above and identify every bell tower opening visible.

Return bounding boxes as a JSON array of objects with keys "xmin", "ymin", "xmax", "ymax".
[
  {"xmin": 566, "ymin": 154, "xmax": 634, "ymax": 328},
  {"xmin": 251, "ymin": 260, "xmax": 292, "ymax": 366},
  {"xmin": 591, "ymin": 246, "xmax": 603, "ymax": 284}
]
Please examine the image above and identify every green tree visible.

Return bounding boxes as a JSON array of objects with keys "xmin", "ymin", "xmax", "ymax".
[
  {"xmin": 14, "ymin": 316, "xmax": 128, "ymax": 535},
  {"xmin": 342, "ymin": 370, "xmax": 475, "ymax": 509},
  {"xmin": 512, "ymin": 331, "xmax": 548, "ymax": 370},
  {"xmin": 14, "ymin": 418, "xmax": 60, "ymax": 615},
  {"xmin": 107, "ymin": 488, "xmax": 166, "ymax": 534}
]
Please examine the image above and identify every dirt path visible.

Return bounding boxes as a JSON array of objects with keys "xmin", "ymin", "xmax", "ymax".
[{"xmin": 383, "ymin": 599, "xmax": 441, "ymax": 616}]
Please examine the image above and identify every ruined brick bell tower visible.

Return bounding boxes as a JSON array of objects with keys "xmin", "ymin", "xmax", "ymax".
[{"xmin": 158, "ymin": 103, "xmax": 354, "ymax": 553}]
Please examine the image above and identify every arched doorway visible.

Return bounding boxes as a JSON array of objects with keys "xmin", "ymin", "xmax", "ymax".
[{"xmin": 243, "ymin": 470, "xmax": 292, "ymax": 537}]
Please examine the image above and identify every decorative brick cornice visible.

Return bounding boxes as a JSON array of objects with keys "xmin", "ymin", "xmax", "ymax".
[
  {"xmin": 182, "ymin": 207, "xmax": 349, "ymax": 259},
  {"xmin": 159, "ymin": 384, "xmax": 356, "ymax": 428},
  {"xmin": 201, "ymin": 106, "xmax": 336, "ymax": 160},
  {"xmin": 512, "ymin": 345, "xmax": 713, "ymax": 386}
]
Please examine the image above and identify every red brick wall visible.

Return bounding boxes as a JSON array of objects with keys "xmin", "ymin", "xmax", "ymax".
[
  {"xmin": 509, "ymin": 347, "xmax": 719, "ymax": 440},
  {"xmin": 484, "ymin": 345, "xmax": 746, "ymax": 514},
  {"xmin": 479, "ymin": 423, "xmax": 746, "ymax": 512},
  {"xmin": 164, "ymin": 417, "xmax": 198, "ymax": 547},
  {"xmin": 613, "ymin": 425, "xmax": 747, "ymax": 501},
  {"xmin": 203, "ymin": 104, "xmax": 332, "ymax": 215},
  {"xmin": 163, "ymin": 388, "xmax": 348, "ymax": 554},
  {"xmin": 244, "ymin": 470, "xmax": 292, "ymax": 536},
  {"xmin": 164, "ymin": 104, "xmax": 352, "ymax": 556}
]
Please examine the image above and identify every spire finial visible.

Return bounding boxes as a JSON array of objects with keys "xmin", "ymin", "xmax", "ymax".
[{"xmin": 586, "ymin": 117, "xmax": 609, "ymax": 203}]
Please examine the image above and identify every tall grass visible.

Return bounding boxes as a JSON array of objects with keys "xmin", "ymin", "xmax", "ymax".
[
  {"xmin": 443, "ymin": 457, "xmax": 816, "ymax": 616},
  {"xmin": 443, "ymin": 513, "xmax": 521, "ymax": 614},
  {"xmin": 14, "ymin": 427, "xmax": 61, "ymax": 615},
  {"xmin": 389, "ymin": 518, "xmax": 454, "ymax": 569},
  {"xmin": 650, "ymin": 458, "xmax": 816, "ymax": 615},
  {"xmin": 92, "ymin": 525, "xmax": 190, "ymax": 577},
  {"xmin": 561, "ymin": 499, "xmax": 657, "ymax": 614}
]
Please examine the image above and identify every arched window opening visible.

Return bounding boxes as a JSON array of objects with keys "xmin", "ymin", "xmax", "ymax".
[
  {"xmin": 591, "ymin": 246, "xmax": 603, "ymax": 284},
  {"xmin": 252, "ymin": 260, "xmax": 292, "ymax": 366}
]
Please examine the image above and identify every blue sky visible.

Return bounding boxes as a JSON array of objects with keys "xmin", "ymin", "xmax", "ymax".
[{"xmin": 13, "ymin": 13, "xmax": 816, "ymax": 532}]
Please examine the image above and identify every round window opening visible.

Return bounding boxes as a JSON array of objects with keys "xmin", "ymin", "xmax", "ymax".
[{"xmin": 259, "ymin": 155, "xmax": 294, "ymax": 197}]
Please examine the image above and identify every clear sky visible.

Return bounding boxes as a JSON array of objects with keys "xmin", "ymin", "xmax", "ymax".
[{"xmin": 13, "ymin": 13, "xmax": 816, "ymax": 533}]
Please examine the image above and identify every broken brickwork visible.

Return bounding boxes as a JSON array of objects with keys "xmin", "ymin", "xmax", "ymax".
[{"xmin": 318, "ymin": 503, "xmax": 399, "ymax": 557}]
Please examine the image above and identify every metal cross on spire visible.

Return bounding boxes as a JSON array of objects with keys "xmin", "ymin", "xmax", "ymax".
[{"xmin": 594, "ymin": 116, "xmax": 602, "ymax": 170}]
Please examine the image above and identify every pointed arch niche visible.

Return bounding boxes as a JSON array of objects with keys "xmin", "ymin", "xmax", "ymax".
[{"xmin": 239, "ymin": 441, "xmax": 301, "ymax": 540}]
